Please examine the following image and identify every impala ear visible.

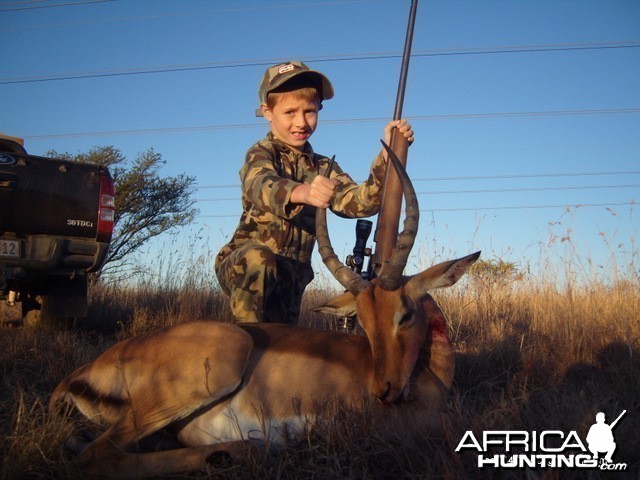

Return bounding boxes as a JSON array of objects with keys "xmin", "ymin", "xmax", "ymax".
[
  {"xmin": 312, "ymin": 291, "xmax": 357, "ymax": 317},
  {"xmin": 405, "ymin": 251, "xmax": 481, "ymax": 300}
]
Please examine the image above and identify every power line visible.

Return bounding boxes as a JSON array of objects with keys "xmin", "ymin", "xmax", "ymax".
[
  {"xmin": 0, "ymin": 0, "xmax": 114, "ymax": 12},
  {"xmin": 19, "ymin": 108, "xmax": 640, "ymax": 140},
  {"xmin": 194, "ymin": 183, "xmax": 640, "ymax": 203},
  {"xmin": 2, "ymin": 41, "xmax": 638, "ymax": 84},
  {"xmin": 22, "ymin": 122, "xmax": 261, "ymax": 139},
  {"xmin": 195, "ymin": 170, "xmax": 640, "ymax": 190},
  {"xmin": 197, "ymin": 184, "xmax": 241, "ymax": 190},
  {"xmin": 0, "ymin": 0, "xmax": 51, "ymax": 5},
  {"xmin": 419, "ymin": 183, "xmax": 640, "ymax": 195},
  {"xmin": 412, "ymin": 170, "xmax": 640, "ymax": 183},
  {"xmin": 196, "ymin": 198, "xmax": 238, "ymax": 203},
  {"xmin": 196, "ymin": 201, "xmax": 636, "ymax": 218},
  {"xmin": 421, "ymin": 202, "xmax": 636, "ymax": 213},
  {"xmin": 407, "ymin": 108, "xmax": 640, "ymax": 122},
  {"xmin": 0, "ymin": 0, "xmax": 379, "ymax": 23}
]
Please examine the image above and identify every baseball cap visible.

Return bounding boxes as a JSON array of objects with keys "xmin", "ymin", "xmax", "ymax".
[{"xmin": 256, "ymin": 61, "xmax": 334, "ymax": 117}]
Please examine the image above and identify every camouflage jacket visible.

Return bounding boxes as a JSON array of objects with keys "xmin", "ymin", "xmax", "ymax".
[{"xmin": 218, "ymin": 132, "xmax": 388, "ymax": 263}]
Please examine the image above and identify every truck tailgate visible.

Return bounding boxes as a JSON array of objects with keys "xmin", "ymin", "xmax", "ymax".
[{"xmin": 0, "ymin": 152, "xmax": 106, "ymax": 239}]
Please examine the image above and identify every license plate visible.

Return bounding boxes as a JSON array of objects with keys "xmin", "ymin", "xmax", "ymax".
[{"xmin": 0, "ymin": 239, "xmax": 20, "ymax": 258}]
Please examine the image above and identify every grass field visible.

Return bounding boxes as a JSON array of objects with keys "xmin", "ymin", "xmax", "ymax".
[{"xmin": 1, "ymin": 252, "xmax": 638, "ymax": 479}]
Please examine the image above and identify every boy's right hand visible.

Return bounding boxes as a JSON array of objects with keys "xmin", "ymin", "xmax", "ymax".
[{"xmin": 291, "ymin": 175, "xmax": 337, "ymax": 208}]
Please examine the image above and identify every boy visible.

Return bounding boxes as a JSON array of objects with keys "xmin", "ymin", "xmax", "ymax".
[{"xmin": 215, "ymin": 61, "xmax": 414, "ymax": 324}]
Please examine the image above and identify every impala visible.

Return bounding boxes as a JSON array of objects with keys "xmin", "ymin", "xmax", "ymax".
[{"xmin": 50, "ymin": 146, "xmax": 480, "ymax": 479}]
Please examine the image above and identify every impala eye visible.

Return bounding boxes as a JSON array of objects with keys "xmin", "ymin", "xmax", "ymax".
[{"xmin": 398, "ymin": 311, "xmax": 413, "ymax": 326}]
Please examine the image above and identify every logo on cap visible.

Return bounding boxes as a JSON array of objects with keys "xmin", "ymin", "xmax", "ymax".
[{"xmin": 278, "ymin": 63, "xmax": 295, "ymax": 75}]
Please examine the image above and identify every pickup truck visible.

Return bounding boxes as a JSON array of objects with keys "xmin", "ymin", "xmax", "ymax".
[{"xmin": 0, "ymin": 133, "xmax": 115, "ymax": 328}]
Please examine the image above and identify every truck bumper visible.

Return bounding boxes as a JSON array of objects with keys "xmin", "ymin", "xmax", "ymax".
[{"xmin": 1, "ymin": 234, "xmax": 109, "ymax": 273}]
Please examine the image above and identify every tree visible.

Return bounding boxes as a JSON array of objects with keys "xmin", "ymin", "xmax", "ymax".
[
  {"xmin": 47, "ymin": 146, "xmax": 198, "ymax": 279},
  {"xmin": 468, "ymin": 258, "xmax": 524, "ymax": 289}
]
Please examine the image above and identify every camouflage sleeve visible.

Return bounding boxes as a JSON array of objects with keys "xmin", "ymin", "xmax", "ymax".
[
  {"xmin": 240, "ymin": 145, "xmax": 304, "ymax": 219},
  {"xmin": 326, "ymin": 150, "xmax": 387, "ymax": 218}
]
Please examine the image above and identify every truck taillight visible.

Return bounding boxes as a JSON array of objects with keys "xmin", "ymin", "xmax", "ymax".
[{"xmin": 98, "ymin": 174, "xmax": 115, "ymax": 242}]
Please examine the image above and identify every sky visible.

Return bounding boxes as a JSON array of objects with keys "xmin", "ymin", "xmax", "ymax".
[{"xmin": 1, "ymin": 0, "xmax": 639, "ymax": 287}]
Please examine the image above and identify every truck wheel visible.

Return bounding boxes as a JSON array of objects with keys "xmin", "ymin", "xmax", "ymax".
[
  {"xmin": 23, "ymin": 309, "xmax": 42, "ymax": 327},
  {"xmin": 21, "ymin": 294, "xmax": 42, "ymax": 327},
  {"xmin": 21, "ymin": 293, "xmax": 76, "ymax": 330}
]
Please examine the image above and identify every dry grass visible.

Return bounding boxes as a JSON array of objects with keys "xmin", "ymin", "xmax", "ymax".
[{"xmin": 1, "ymin": 252, "xmax": 638, "ymax": 479}]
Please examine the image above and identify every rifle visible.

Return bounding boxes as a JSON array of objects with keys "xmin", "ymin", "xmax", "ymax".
[
  {"xmin": 373, "ymin": 0, "xmax": 419, "ymax": 277},
  {"xmin": 340, "ymin": 0, "xmax": 418, "ymax": 332},
  {"xmin": 610, "ymin": 410, "xmax": 626, "ymax": 430},
  {"xmin": 347, "ymin": 0, "xmax": 419, "ymax": 281}
]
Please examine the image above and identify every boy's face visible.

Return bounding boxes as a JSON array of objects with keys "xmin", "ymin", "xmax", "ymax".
[{"xmin": 261, "ymin": 93, "xmax": 319, "ymax": 149}]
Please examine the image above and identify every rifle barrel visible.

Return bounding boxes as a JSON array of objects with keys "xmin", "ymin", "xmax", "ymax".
[{"xmin": 393, "ymin": 0, "xmax": 419, "ymax": 121}]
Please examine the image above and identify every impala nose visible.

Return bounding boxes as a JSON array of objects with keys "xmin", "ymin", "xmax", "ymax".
[{"xmin": 376, "ymin": 381, "xmax": 392, "ymax": 403}]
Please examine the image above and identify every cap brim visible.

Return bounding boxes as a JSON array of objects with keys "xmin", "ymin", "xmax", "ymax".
[{"xmin": 307, "ymin": 70, "xmax": 334, "ymax": 100}]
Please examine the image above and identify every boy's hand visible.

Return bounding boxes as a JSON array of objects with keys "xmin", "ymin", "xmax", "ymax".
[
  {"xmin": 383, "ymin": 119, "xmax": 414, "ymax": 145},
  {"xmin": 291, "ymin": 176, "xmax": 338, "ymax": 208}
]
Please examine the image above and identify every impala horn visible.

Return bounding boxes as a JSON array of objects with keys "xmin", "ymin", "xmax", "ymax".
[
  {"xmin": 376, "ymin": 140, "xmax": 419, "ymax": 291},
  {"xmin": 315, "ymin": 141, "xmax": 419, "ymax": 294},
  {"xmin": 316, "ymin": 203, "xmax": 370, "ymax": 297}
]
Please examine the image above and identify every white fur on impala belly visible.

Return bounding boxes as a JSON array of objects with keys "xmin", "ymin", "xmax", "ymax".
[{"xmin": 177, "ymin": 400, "xmax": 310, "ymax": 447}]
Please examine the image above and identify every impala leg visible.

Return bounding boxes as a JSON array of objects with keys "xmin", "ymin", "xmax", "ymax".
[{"xmin": 77, "ymin": 439, "xmax": 258, "ymax": 480}]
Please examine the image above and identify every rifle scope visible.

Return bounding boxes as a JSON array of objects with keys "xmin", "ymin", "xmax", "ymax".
[{"xmin": 346, "ymin": 219, "xmax": 373, "ymax": 276}]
